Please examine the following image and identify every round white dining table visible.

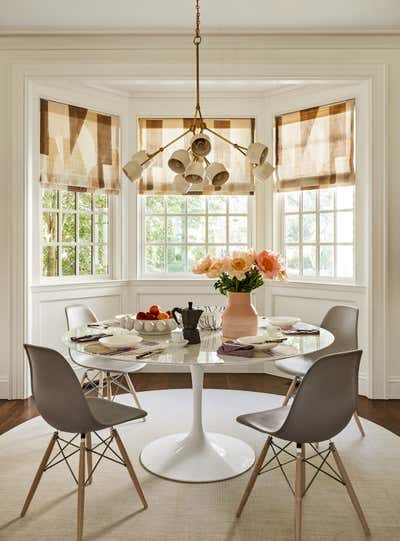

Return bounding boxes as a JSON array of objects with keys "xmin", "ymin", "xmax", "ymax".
[{"xmin": 65, "ymin": 323, "xmax": 334, "ymax": 483}]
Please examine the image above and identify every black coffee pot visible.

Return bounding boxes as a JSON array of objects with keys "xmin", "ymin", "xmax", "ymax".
[{"xmin": 172, "ymin": 302, "xmax": 203, "ymax": 344}]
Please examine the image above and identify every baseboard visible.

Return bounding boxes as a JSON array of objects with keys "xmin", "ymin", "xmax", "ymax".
[
  {"xmin": 387, "ymin": 378, "xmax": 400, "ymax": 399},
  {"xmin": 141, "ymin": 364, "xmax": 266, "ymax": 374},
  {"xmin": 0, "ymin": 378, "xmax": 9, "ymax": 399}
]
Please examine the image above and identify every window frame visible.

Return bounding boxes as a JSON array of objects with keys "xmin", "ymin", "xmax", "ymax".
[{"xmin": 138, "ymin": 194, "xmax": 254, "ymax": 279}]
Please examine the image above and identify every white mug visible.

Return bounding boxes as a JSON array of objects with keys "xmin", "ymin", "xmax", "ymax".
[
  {"xmin": 206, "ymin": 162, "xmax": 230, "ymax": 186},
  {"xmin": 185, "ymin": 161, "xmax": 205, "ymax": 183},
  {"xmin": 168, "ymin": 149, "xmax": 191, "ymax": 174},
  {"xmin": 253, "ymin": 161, "xmax": 275, "ymax": 181},
  {"xmin": 172, "ymin": 174, "xmax": 192, "ymax": 194},
  {"xmin": 190, "ymin": 133, "xmax": 211, "ymax": 157},
  {"xmin": 123, "ymin": 159, "xmax": 143, "ymax": 182},
  {"xmin": 246, "ymin": 142, "xmax": 269, "ymax": 165}
]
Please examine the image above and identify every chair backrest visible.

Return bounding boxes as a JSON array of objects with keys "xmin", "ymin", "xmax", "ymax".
[
  {"xmin": 315, "ymin": 305, "xmax": 359, "ymax": 359},
  {"xmin": 65, "ymin": 304, "xmax": 97, "ymax": 330},
  {"xmin": 24, "ymin": 344, "xmax": 96, "ymax": 434},
  {"xmin": 275, "ymin": 350, "xmax": 362, "ymax": 443}
]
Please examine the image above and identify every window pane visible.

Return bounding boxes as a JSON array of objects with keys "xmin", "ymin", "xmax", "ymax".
[
  {"xmin": 285, "ymin": 246, "xmax": 299, "ymax": 275},
  {"xmin": 145, "ymin": 196, "xmax": 164, "ymax": 214},
  {"xmin": 208, "ymin": 216, "xmax": 226, "ymax": 244},
  {"xmin": 145, "ymin": 216, "xmax": 165, "ymax": 243},
  {"xmin": 302, "ymin": 214, "xmax": 316, "ymax": 242},
  {"xmin": 94, "ymin": 245, "xmax": 108, "ymax": 275},
  {"xmin": 336, "ymin": 186, "xmax": 354, "ymax": 209},
  {"xmin": 320, "ymin": 245, "xmax": 334, "ymax": 276},
  {"xmin": 42, "ymin": 246, "xmax": 58, "ymax": 277},
  {"xmin": 229, "ymin": 216, "xmax": 247, "ymax": 244},
  {"xmin": 285, "ymin": 214, "xmax": 299, "ymax": 243},
  {"xmin": 167, "ymin": 246, "xmax": 186, "ymax": 272},
  {"xmin": 284, "ymin": 192, "xmax": 300, "ymax": 212},
  {"xmin": 166, "ymin": 195, "xmax": 185, "ymax": 214},
  {"xmin": 188, "ymin": 245, "xmax": 206, "ymax": 271},
  {"xmin": 79, "ymin": 213, "xmax": 92, "ymax": 243},
  {"xmin": 302, "ymin": 191, "xmax": 316, "ymax": 211},
  {"xmin": 336, "ymin": 211, "xmax": 353, "ymax": 243},
  {"xmin": 78, "ymin": 192, "xmax": 92, "ymax": 212},
  {"xmin": 79, "ymin": 246, "xmax": 92, "ymax": 275},
  {"xmin": 303, "ymin": 245, "xmax": 316, "ymax": 276},
  {"xmin": 62, "ymin": 246, "xmax": 76, "ymax": 276},
  {"xmin": 188, "ymin": 216, "xmax": 206, "ymax": 243},
  {"xmin": 209, "ymin": 245, "xmax": 228, "ymax": 258},
  {"xmin": 94, "ymin": 193, "xmax": 108, "ymax": 209},
  {"xmin": 319, "ymin": 189, "xmax": 334, "ymax": 210},
  {"xmin": 337, "ymin": 245, "xmax": 354, "ymax": 277},
  {"xmin": 94, "ymin": 213, "xmax": 108, "ymax": 244},
  {"xmin": 187, "ymin": 196, "xmax": 206, "ymax": 214},
  {"xmin": 208, "ymin": 196, "xmax": 227, "ymax": 214},
  {"xmin": 145, "ymin": 245, "xmax": 164, "ymax": 273},
  {"xmin": 167, "ymin": 216, "xmax": 185, "ymax": 243},
  {"xmin": 62, "ymin": 213, "xmax": 76, "ymax": 242},
  {"xmin": 42, "ymin": 212, "xmax": 58, "ymax": 243},
  {"xmin": 320, "ymin": 212, "xmax": 334, "ymax": 242},
  {"xmin": 229, "ymin": 196, "xmax": 247, "ymax": 214},
  {"xmin": 61, "ymin": 191, "xmax": 75, "ymax": 210},
  {"xmin": 42, "ymin": 189, "xmax": 58, "ymax": 209}
]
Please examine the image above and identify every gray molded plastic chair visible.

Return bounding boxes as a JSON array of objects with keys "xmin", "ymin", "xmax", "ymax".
[
  {"xmin": 65, "ymin": 304, "xmax": 145, "ymax": 409},
  {"xmin": 274, "ymin": 305, "xmax": 365, "ymax": 437},
  {"xmin": 236, "ymin": 350, "xmax": 370, "ymax": 541},
  {"xmin": 22, "ymin": 344, "xmax": 148, "ymax": 541}
]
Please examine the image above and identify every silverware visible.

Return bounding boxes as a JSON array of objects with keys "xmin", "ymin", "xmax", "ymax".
[
  {"xmin": 136, "ymin": 348, "xmax": 165, "ymax": 359},
  {"xmin": 106, "ymin": 347, "xmax": 134, "ymax": 356}
]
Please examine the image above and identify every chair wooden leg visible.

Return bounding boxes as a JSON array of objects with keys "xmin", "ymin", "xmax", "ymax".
[
  {"xmin": 77, "ymin": 435, "xmax": 86, "ymax": 541},
  {"xmin": 124, "ymin": 374, "xmax": 143, "ymax": 410},
  {"xmin": 86, "ymin": 433, "xmax": 93, "ymax": 485},
  {"xmin": 282, "ymin": 377, "xmax": 298, "ymax": 406},
  {"xmin": 21, "ymin": 432, "xmax": 58, "ymax": 517},
  {"xmin": 112, "ymin": 429, "xmax": 148, "ymax": 510},
  {"xmin": 236, "ymin": 435, "xmax": 272, "ymax": 518},
  {"xmin": 98, "ymin": 371, "xmax": 104, "ymax": 398},
  {"xmin": 300, "ymin": 444, "xmax": 306, "ymax": 496},
  {"xmin": 80, "ymin": 371, "xmax": 87, "ymax": 388},
  {"xmin": 295, "ymin": 444, "xmax": 304, "ymax": 541},
  {"xmin": 330, "ymin": 443, "xmax": 370, "ymax": 536},
  {"xmin": 353, "ymin": 411, "xmax": 366, "ymax": 437},
  {"xmin": 106, "ymin": 371, "xmax": 112, "ymax": 400}
]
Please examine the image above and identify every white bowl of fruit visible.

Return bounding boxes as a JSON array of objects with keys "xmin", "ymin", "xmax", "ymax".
[{"xmin": 133, "ymin": 305, "xmax": 178, "ymax": 335}]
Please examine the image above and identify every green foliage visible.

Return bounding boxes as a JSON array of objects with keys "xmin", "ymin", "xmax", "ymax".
[{"xmin": 214, "ymin": 267, "xmax": 264, "ymax": 295}]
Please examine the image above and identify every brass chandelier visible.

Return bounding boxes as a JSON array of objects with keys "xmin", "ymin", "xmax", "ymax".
[{"xmin": 123, "ymin": 0, "xmax": 274, "ymax": 192}]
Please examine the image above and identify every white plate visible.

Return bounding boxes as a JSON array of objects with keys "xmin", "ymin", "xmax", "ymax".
[
  {"xmin": 265, "ymin": 316, "xmax": 301, "ymax": 329},
  {"xmin": 237, "ymin": 334, "xmax": 286, "ymax": 350},
  {"xmin": 99, "ymin": 334, "xmax": 143, "ymax": 348}
]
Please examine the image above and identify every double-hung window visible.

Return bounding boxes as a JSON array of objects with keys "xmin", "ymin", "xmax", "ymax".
[
  {"xmin": 138, "ymin": 118, "xmax": 254, "ymax": 277},
  {"xmin": 275, "ymin": 99, "xmax": 355, "ymax": 281}
]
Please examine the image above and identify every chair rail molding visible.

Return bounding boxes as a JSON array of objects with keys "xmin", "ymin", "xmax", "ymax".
[{"xmin": 8, "ymin": 58, "xmax": 388, "ymax": 399}]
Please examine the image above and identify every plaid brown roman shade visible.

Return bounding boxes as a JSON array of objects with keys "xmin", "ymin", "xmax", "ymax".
[
  {"xmin": 138, "ymin": 118, "xmax": 255, "ymax": 195},
  {"xmin": 40, "ymin": 99, "xmax": 120, "ymax": 194},
  {"xmin": 275, "ymin": 99, "xmax": 355, "ymax": 192}
]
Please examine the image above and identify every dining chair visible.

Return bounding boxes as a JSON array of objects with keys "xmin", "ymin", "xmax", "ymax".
[
  {"xmin": 274, "ymin": 305, "xmax": 365, "ymax": 437},
  {"xmin": 22, "ymin": 344, "xmax": 148, "ymax": 541},
  {"xmin": 65, "ymin": 304, "xmax": 145, "ymax": 410},
  {"xmin": 236, "ymin": 350, "xmax": 370, "ymax": 541}
]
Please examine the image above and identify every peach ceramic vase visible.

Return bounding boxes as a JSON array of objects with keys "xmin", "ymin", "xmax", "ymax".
[{"xmin": 222, "ymin": 292, "xmax": 258, "ymax": 339}]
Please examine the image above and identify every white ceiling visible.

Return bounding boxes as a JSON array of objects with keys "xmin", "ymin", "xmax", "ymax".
[{"xmin": 0, "ymin": 0, "xmax": 400, "ymax": 34}]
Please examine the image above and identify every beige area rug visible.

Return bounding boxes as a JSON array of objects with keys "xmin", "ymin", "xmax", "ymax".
[{"xmin": 0, "ymin": 389, "xmax": 400, "ymax": 541}]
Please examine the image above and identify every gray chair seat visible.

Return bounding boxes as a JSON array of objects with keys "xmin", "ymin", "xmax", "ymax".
[
  {"xmin": 87, "ymin": 397, "xmax": 146, "ymax": 429},
  {"xmin": 71, "ymin": 351, "xmax": 146, "ymax": 374},
  {"xmin": 274, "ymin": 356, "xmax": 314, "ymax": 378},
  {"xmin": 237, "ymin": 406, "xmax": 290, "ymax": 434}
]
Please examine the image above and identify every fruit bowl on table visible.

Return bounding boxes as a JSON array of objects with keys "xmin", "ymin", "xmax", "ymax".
[{"xmin": 134, "ymin": 305, "xmax": 178, "ymax": 335}]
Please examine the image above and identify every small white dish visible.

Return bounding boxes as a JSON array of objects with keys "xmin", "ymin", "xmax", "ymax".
[
  {"xmin": 266, "ymin": 316, "xmax": 301, "ymax": 329},
  {"xmin": 99, "ymin": 334, "xmax": 143, "ymax": 348}
]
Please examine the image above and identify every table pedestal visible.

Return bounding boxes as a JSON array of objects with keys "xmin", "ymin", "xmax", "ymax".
[{"xmin": 140, "ymin": 365, "xmax": 255, "ymax": 483}]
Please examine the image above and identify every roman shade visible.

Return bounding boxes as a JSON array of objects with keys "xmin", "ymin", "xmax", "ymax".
[
  {"xmin": 275, "ymin": 99, "xmax": 355, "ymax": 192},
  {"xmin": 138, "ymin": 118, "xmax": 255, "ymax": 195},
  {"xmin": 40, "ymin": 99, "xmax": 120, "ymax": 194}
]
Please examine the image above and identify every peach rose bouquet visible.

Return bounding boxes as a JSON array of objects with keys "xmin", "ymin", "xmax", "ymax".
[{"xmin": 192, "ymin": 249, "xmax": 286, "ymax": 294}]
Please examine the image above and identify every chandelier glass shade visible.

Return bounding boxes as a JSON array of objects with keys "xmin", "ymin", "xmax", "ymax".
[{"xmin": 123, "ymin": 0, "xmax": 274, "ymax": 193}]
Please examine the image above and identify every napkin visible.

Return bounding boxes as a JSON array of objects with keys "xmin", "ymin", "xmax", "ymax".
[
  {"xmin": 282, "ymin": 323, "xmax": 320, "ymax": 335},
  {"xmin": 70, "ymin": 333, "xmax": 109, "ymax": 343},
  {"xmin": 217, "ymin": 341, "xmax": 255, "ymax": 357}
]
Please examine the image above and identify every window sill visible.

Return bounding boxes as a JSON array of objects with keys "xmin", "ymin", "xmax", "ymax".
[
  {"xmin": 267, "ymin": 279, "xmax": 366, "ymax": 293},
  {"xmin": 30, "ymin": 278, "xmax": 129, "ymax": 293}
]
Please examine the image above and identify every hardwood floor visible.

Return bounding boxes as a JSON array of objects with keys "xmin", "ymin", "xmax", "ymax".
[{"xmin": 1, "ymin": 373, "xmax": 400, "ymax": 436}]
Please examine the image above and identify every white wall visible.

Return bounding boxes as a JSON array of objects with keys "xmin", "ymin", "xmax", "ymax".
[{"xmin": 0, "ymin": 33, "xmax": 394, "ymax": 398}]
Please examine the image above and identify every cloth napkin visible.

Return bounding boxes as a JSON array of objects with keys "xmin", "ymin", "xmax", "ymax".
[
  {"xmin": 217, "ymin": 341, "xmax": 255, "ymax": 357},
  {"xmin": 282, "ymin": 324, "xmax": 320, "ymax": 336}
]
